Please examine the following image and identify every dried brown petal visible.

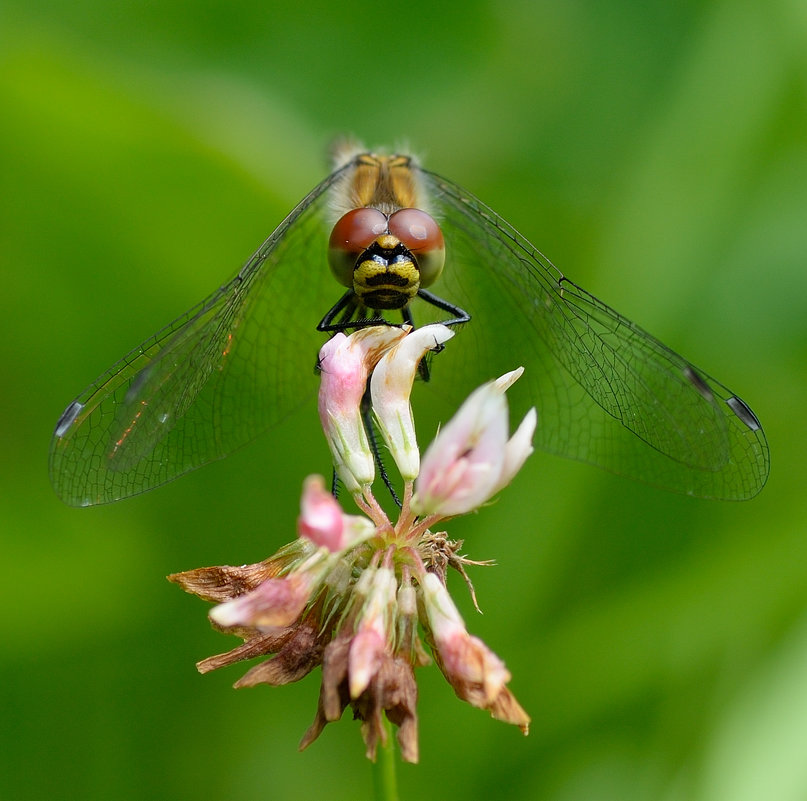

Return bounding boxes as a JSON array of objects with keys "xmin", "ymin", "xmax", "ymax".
[
  {"xmin": 488, "ymin": 686, "xmax": 530, "ymax": 735},
  {"xmin": 430, "ymin": 635, "xmax": 529, "ymax": 734},
  {"xmin": 197, "ymin": 629, "xmax": 293, "ymax": 674},
  {"xmin": 167, "ymin": 558, "xmax": 285, "ymax": 603},
  {"xmin": 320, "ymin": 635, "xmax": 352, "ymax": 721},
  {"xmin": 298, "ymin": 646, "xmax": 351, "ymax": 753},
  {"xmin": 299, "ymin": 638, "xmax": 421, "ymax": 762},
  {"xmin": 234, "ymin": 621, "xmax": 325, "ymax": 688},
  {"xmin": 298, "ymin": 704, "xmax": 328, "ymax": 753},
  {"xmin": 354, "ymin": 654, "xmax": 419, "ymax": 763}
]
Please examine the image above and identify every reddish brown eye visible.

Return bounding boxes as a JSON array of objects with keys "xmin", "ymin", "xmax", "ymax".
[
  {"xmin": 388, "ymin": 208, "xmax": 445, "ymax": 287},
  {"xmin": 329, "ymin": 208, "xmax": 388, "ymax": 251},
  {"xmin": 388, "ymin": 208, "xmax": 443, "ymax": 252},
  {"xmin": 328, "ymin": 208, "xmax": 389, "ymax": 287}
]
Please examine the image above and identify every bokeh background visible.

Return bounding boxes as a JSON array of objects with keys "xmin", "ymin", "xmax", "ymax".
[{"xmin": 2, "ymin": 0, "xmax": 806, "ymax": 799}]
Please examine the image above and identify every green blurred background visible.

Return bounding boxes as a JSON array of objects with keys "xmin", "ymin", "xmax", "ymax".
[{"xmin": 2, "ymin": 0, "xmax": 806, "ymax": 799}]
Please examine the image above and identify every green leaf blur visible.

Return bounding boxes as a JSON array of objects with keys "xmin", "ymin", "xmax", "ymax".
[{"xmin": 1, "ymin": 1, "xmax": 805, "ymax": 799}]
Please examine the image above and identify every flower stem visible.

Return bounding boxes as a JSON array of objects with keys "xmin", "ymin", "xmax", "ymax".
[{"xmin": 372, "ymin": 717, "xmax": 399, "ymax": 801}]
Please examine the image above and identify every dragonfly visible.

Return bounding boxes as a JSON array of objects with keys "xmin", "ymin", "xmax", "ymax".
[{"xmin": 50, "ymin": 144, "xmax": 770, "ymax": 506}]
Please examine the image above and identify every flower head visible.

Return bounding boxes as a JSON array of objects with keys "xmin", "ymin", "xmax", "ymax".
[{"xmin": 170, "ymin": 326, "xmax": 535, "ymax": 762}]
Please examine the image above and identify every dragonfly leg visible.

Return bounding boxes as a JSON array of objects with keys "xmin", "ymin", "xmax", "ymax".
[
  {"xmin": 415, "ymin": 289, "xmax": 471, "ymax": 327},
  {"xmin": 361, "ymin": 383, "xmax": 401, "ymax": 508}
]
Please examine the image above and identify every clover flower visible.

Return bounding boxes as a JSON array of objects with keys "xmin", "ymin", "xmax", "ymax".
[{"xmin": 169, "ymin": 324, "xmax": 535, "ymax": 762}]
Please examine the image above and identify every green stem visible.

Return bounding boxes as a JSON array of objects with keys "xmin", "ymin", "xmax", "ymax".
[{"xmin": 372, "ymin": 717, "xmax": 399, "ymax": 801}]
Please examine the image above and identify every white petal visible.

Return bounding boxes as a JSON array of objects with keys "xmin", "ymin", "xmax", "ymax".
[
  {"xmin": 490, "ymin": 407, "xmax": 537, "ymax": 496},
  {"xmin": 421, "ymin": 572, "xmax": 466, "ymax": 641},
  {"xmin": 493, "ymin": 366, "xmax": 524, "ymax": 393},
  {"xmin": 370, "ymin": 325, "xmax": 454, "ymax": 481}
]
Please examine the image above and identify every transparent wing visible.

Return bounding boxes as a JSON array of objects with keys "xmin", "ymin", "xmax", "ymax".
[
  {"xmin": 49, "ymin": 165, "xmax": 349, "ymax": 506},
  {"xmin": 415, "ymin": 167, "xmax": 769, "ymax": 500},
  {"xmin": 51, "ymin": 157, "xmax": 770, "ymax": 506}
]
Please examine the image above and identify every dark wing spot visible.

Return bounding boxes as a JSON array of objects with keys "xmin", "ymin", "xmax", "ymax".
[
  {"xmin": 726, "ymin": 396, "xmax": 762, "ymax": 431},
  {"xmin": 54, "ymin": 401, "xmax": 83, "ymax": 438}
]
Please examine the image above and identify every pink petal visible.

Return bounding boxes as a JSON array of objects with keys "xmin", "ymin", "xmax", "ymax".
[
  {"xmin": 209, "ymin": 573, "xmax": 312, "ymax": 630},
  {"xmin": 297, "ymin": 475, "xmax": 345, "ymax": 551},
  {"xmin": 317, "ymin": 326, "xmax": 407, "ymax": 492}
]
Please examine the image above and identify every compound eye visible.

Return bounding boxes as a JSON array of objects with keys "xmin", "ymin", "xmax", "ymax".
[
  {"xmin": 328, "ymin": 208, "xmax": 389, "ymax": 286},
  {"xmin": 388, "ymin": 208, "xmax": 445, "ymax": 287}
]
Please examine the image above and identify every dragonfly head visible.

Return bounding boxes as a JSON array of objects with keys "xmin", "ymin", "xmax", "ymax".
[{"xmin": 328, "ymin": 207, "xmax": 445, "ymax": 311}]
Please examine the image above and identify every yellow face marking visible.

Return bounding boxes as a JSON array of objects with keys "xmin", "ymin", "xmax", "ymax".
[
  {"xmin": 354, "ymin": 255, "xmax": 420, "ymax": 310},
  {"xmin": 375, "ymin": 233, "xmax": 400, "ymax": 250}
]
